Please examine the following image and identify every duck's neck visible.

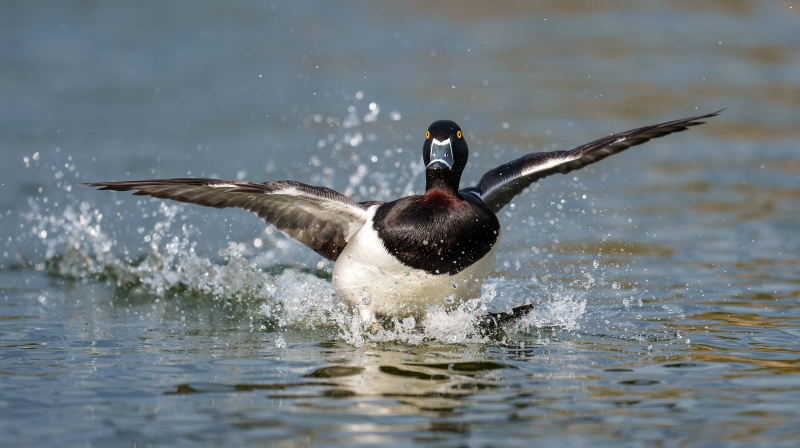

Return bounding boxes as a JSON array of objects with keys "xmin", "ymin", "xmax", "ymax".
[{"xmin": 425, "ymin": 170, "xmax": 461, "ymax": 195}]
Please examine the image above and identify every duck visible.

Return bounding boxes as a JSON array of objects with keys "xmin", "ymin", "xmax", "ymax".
[{"xmin": 84, "ymin": 111, "xmax": 720, "ymax": 326}]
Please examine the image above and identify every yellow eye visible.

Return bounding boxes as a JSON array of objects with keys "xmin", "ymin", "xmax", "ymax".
[
  {"xmin": 456, "ymin": 130, "xmax": 462, "ymax": 139},
  {"xmin": 426, "ymin": 130, "xmax": 430, "ymax": 139}
]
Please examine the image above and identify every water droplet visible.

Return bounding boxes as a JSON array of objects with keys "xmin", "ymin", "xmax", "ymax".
[{"xmin": 593, "ymin": 260, "xmax": 599, "ymax": 268}]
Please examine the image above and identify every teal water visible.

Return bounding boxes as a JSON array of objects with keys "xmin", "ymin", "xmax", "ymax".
[{"xmin": 2, "ymin": 2, "xmax": 800, "ymax": 446}]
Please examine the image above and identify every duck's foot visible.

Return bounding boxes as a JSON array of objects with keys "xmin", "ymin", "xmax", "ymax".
[{"xmin": 478, "ymin": 303, "xmax": 536, "ymax": 329}]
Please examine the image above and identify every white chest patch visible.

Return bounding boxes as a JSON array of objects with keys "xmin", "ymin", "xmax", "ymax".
[{"xmin": 331, "ymin": 206, "xmax": 495, "ymax": 321}]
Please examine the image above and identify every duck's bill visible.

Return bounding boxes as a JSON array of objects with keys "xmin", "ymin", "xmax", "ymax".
[{"xmin": 427, "ymin": 138, "xmax": 453, "ymax": 170}]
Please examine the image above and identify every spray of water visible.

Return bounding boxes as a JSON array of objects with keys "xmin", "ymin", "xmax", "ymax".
[{"xmin": 23, "ymin": 197, "xmax": 588, "ymax": 346}]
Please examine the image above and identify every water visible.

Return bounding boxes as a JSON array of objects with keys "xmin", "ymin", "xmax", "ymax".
[{"xmin": 2, "ymin": 1, "xmax": 799, "ymax": 446}]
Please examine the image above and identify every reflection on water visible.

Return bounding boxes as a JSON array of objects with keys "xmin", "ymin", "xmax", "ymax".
[{"xmin": 126, "ymin": 336, "xmax": 800, "ymax": 443}]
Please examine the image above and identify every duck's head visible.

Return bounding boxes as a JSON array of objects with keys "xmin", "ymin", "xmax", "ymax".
[{"xmin": 422, "ymin": 120, "xmax": 468, "ymax": 193}]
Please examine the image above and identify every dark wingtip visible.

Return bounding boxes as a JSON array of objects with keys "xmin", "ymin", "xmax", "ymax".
[
  {"xmin": 685, "ymin": 108, "xmax": 725, "ymax": 127},
  {"xmin": 80, "ymin": 182, "xmax": 110, "ymax": 190},
  {"xmin": 80, "ymin": 181, "xmax": 136, "ymax": 191},
  {"xmin": 80, "ymin": 181, "xmax": 117, "ymax": 188}
]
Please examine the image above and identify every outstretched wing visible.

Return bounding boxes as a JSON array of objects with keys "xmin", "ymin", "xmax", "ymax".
[
  {"xmin": 462, "ymin": 110, "xmax": 722, "ymax": 213},
  {"xmin": 82, "ymin": 178, "xmax": 373, "ymax": 260}
]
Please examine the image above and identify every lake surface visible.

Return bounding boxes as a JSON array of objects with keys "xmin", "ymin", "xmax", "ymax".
[{"xmin": 2, "ymin": 1, "xmax": 799, "ymax": 446}]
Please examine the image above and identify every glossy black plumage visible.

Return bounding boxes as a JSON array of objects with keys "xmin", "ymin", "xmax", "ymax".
[
  {"xmin": 368, "ymin": 120, "xmax": 499, "ymax": 275},
  {"xmin": 373, "ymin": 191, "xmax": 499, "ymax": 275}
]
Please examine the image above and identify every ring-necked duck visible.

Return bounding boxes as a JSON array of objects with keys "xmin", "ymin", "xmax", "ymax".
[{"xmin": 84, "ymin": 110, "xmax": 721, "ymax": 325}]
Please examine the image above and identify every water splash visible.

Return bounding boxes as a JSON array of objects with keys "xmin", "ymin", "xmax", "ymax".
[
  {"xmin": 26, "ymin": 199, "xmax": 275, "ymax": 301},
  {"xmin": 23, "ymin": 198, "xmax": 588, "ymax": 346},
  {"xmin": 511, "ymin": 291, "xmax": 586, "ymax": 333}
]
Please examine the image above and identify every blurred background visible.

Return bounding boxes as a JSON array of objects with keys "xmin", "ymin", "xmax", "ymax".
[
  {"xmin": 2, "ymin": 1, "xmax": 798, "ymax": 261},
  {"xmin": 3, "ymin": 1, "xmax": 797, "ymax": 266}
]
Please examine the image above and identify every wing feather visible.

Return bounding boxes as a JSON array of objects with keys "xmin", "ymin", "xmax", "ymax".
[
  {"xmin": 82, "ymin": 178, "xmax": 374, "ymax": 260},
  {"xmin": 464, "ymin": 110, "xmax": 722, "ymax": 212}
]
